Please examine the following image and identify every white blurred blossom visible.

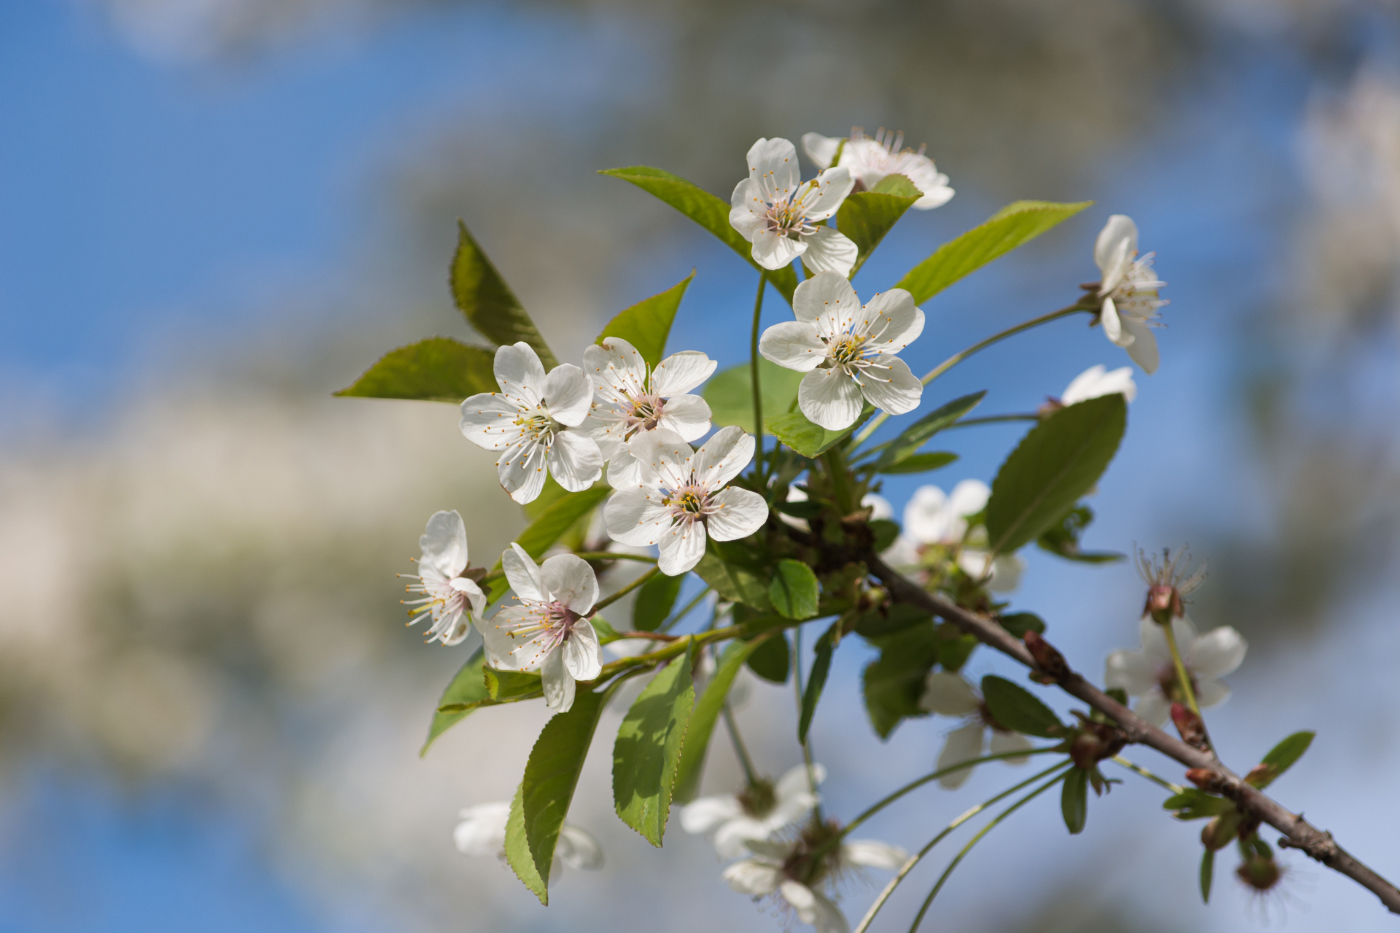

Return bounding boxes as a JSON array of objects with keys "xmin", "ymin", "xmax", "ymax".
[
  {"xmin": 918, "ymin": 672, "xmax": 1033, "ymax": 788},
  {"xmin": 1105, "ymin": 616, "xmax": 1247, "ymax": 726},
  {"xmin": 1060, "ymin": 364, "xmax": 1137, "ymax": 405},
  {"xmin": 681, "ymin": 764, "xmax": 824, "ymax": 859},
  {"xmin": 1093, "ymin": 215, "xmax": 1166, "ymax": 374},
  {"xmin": 802, "ymin": 128, "xmax": 954, "ymax": 209},
  {"xmin": 454, "ymin": 801, "xmax": 603, "ymax": 877}
]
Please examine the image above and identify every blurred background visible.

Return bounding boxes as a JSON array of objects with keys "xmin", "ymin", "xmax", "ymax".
[{"xmin": 2, "ymin": 0, "xmax": 1400, "ymax": 929}]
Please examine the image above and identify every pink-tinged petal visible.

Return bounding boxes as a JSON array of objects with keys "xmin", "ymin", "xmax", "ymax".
[
  {"xmin": 801, "ymin": 166, "xmax": 855, "ymax": 221},
  {"xmin": 693, "ymin": 425, "xmax": 755, "ymax": 488},
  {"xmin": 793, "ymin": 271, "xmax": 860, "ymax": 326},
  {"xmin": 450, "ymin": 576, "xmax": 487, "ymax": 617},
  {"xmin": 657, "ymin": 393, "xmax": 711, "ymax": 442},
  {"xmin": 459, "ymin": 392, "xmax": 522, "ymax": 450},
  {"xmin": 1120, "ymin": 316, "xmax": 1160, "ymax": 374},
  {"xmin": 562, "ymin": 620, "xmax": 603, "ymax": 681},
  {"xmin": 1094, "ymin": 214, "xmax": 1138, "ymax": 280},
  {"xmin": 493, "ymin": 342, "xmax": 547, "ymax": 404},
  {"xmin": 503, "ymin": 543, "xmax": 548, "ymax": 603},
  {"xmin": 760, "ymin": 321, "xmax": 827, "ymax": 372},
  {"xmin": 657, "ymin": 520, "xmax": 707, "ymax": 576},
  {"xmin": 751, "ymin": 228, "xmax": 804, "ymax": 270},
  {"xmin": 798, "ymin": 367, "xmax": 864, "ymax": 431},
  {"xmin": 801, "ymin": 132, "xmax": 842, "ymax": 169},
  {"xmin": 583, "ymin": 339, "xmax": 647, "ymax": 401},
  {"xmin": 919, "ymin": 672, "xmax": 981, "ymax": 716},
  {"xmin": 988, "ymin": 729, "xmax": 1034, "ymax": 763},
  {"xmin": 540, "ymin": 553, "xmax": 600, "ymax": 614},
  {"xmin": 543, "ymin": 363, "xmax": 593, "ymax": 426},
  {"xmin": 860, "ymin": 288, "xmax": 924, "ymax": 350},
  {"xmin": 420, "ymin": 510, "xmax": 469, "ymax": 577},
  {"xmin": 541, "ymin": 646, "xmax": 576, "ymax": 713},
  {"xmin": 800, "ymin": 226, "xmax": 857, "ymax": 277},
  {"xmin": 547, "ymin": 431, "xmax": 603, "ymax": 492},
  {"xmin": 604, "ymin": 486, "xmax": 671, "ymax": 547},
  {"xmin": 857, "ymin": 356, "xmax": 922, "ymax": 416},
  {"xmin": 705, "ymin": 487, "xmax": 768, "ymax": 541},
  {"xmin": 746, "ymin": 137, "xmax": 801, "ymax": 204},
  {"xmin": 650, "ymin": 351, "xmax": 716, "ymax": 397},
  {"xmin": 1189, "ymin": 626, "xmax": 1247, "ymax": 678},
  {"xmin": 498, "ymin": 441, "xmax": 549, "ymax": 504},
  {"xmin": 936, "ymin": 722, "xmax": 987, "ymax": 789}
]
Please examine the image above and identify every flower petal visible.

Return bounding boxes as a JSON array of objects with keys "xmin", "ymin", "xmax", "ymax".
[
  {"xmin": 450, "ymin": 577, "xmax": 488, "ymax": 618},
  {"xmin": 555, "ymin": 825, "xmax": 604, "ymax": 870},
  {"xmin": 903, "ymin": 485, "xmax": 951, "ymax": 544},
  {"xmin": 751, "ymin": 228, "xmax": 804, "ymax": 270},
  {"xmin": 493, "ymin": 342, "xmax": 547, "ymax": 404},
  {"xmin": 679, "ymin": 795, "xmax": 743, "ymax": 835},
  {"xmin": 1196, "ymin": 677, "xmax": 1231, "ymax": 709},
  {"xmin": 604, "ymin": 486, "xmax": 671, "ymax": 547},
  {"xmin": 420, "ymin": 509, "xmax": 469, "ymax": 577},
  {"xmin": 459, "ymin": 392, "xmax": 522, "ymax": 450},
  {"xmin": 795, "ymin": 271, "xmax": 861, "ymax": 328},
  {"xmin": 801, "ymin": 166, "xmax": 855, "ymax": 221},
  {"xmin": 1062, "ymin": 364, "xmax": 1138, "ymax": 404},
  {"xmin": 547, "ymin": 430, "xmax": 603, "ymax": 492},
  {"xmin": 988, "ymin": 728, "xmax": 1034, "ymax": 763},
  {"xmin": 714, "ymin": 816, "xmax": 770, "ymax": 859},
  {"xmin": 503, "ymin": 543, "xmax": 548, "ymax": 603},
  {"xmin": 936, "ymin": 721, "xmax": 987, "ymax": 788},
  {"xmin": 798, "ymin": 367, "xmax": 864, "ymax": 430},
  {"xmin": 800, "ymin": 225, "xmax": 858, "ymax": 277},
  {"xmin": 747, "ymin": 137, "xmax": 801, "ymax": 204},
  {"xmin": 729, "ymin": 178, "xmax": 767, "ymax": 242},
  {"xmin": 562, "ymin": 619, "xmax": 603, "ymax": 681},
  {"xmin": 859, "ymin": 288, "xmax": 924, "ymax": 350},
  {"xmin": 584, "ymin": 337, "xmax": 647, "ymax": 402},
  {"xmin": 857, "ymin": 355, "xmax": 922, "ymax": 416},
  {"xmin": 843, "ymin": 840, "xmax": 908, "ymax": 870},
  {"xmin": 497, "ymin": 440, "xmax": 549, "ymax": 504},
  {"xmin": 541, "ymin": 553, "xmax": 600, "ymax": 614},
  {"xmin": 801, "ymin": 132, "xmax": 841, "ymax": 169},
  {"xmin": 693, "ymin": 425, "xmax": 755, "ymax": 489},
  {"xmin": 541, "ymin": 646, "xmax": 576, "ymax": 713},
  {"xmin": 723, "ymin": 858, "xmax": 783, "ymax": 896},
  {"xmin": 543, "ymin": 363, "xmax": 594, "ymax": 426},
  {"xmin": 948, "ymin": 479, "xmax": 990, "ymax": 517},
  {"xmin": 919, "ymin": 672, "xmax": 981, "ymax": 716},
  {"xmin": 657, "ymin": 519, "xmax": 707, "ymax": 576},
  {"xmin": 657, "ymin": 393, "xmax": 712, "ymax": 441},
  {"xmin": 759, "ymin": 321, "xmax": 827, "ymax": 372},
  {"xmin": 705, "ymin": 487, "xmax": 769, "ymax": 542},
  {"xmin": 1135, "ymin": 692, "xmax": 1170, "ymax": 727},
  {"xmin": 605, "ymin": 446, "xmax": 644, "ymax": 489},
  {"xmin": 806, "ymin": 890, "xmax": 850, "ymax": 933},
  {"xmin": 1120, "ymin": 315, "xmax": 1160, "ymax": 374},
  {"xmin": 1094, "ymin": 214, "xmax": 1138, "ymax": 280},
  {"xmin": 454, "ymin": 802, "xmax": 511, "ymax": 856},
  {"xmin": 1100, "ymin": 297, "xmax": 1126, "ymax": 346},
  {"xmin": 1189, "ymin": 626, "xmax": 1247, "ymax": 678},
  {"xmin": 1104, "ymin": 649, "xmax": 1157, "ymax": 696},
  {"xmin": 780, "ymin": 880, "xmax": 821, "ymax": 925},
  {"xmin": 651, "ymin": 351, "xmax": 717, "ymax": 397}
]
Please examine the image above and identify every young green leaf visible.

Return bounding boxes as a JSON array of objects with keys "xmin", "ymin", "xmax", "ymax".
[
  {"xmin": 486, "ymin": 668, "xmax": 545, "ymax": 702},
  {"xmin": 421, "ymin": 649, "xmax": 490, "ymax": 756},
  {"xmin": 1248, "ymin": 731, "xmax": 1316, "ymax": 789},
  {"xmin": 504, "ymin": 783, "xmax": 548, "ymax": 903},
  {"xmin": 769, "ymin": 559, "xmax": 820, "ymax": 620},
  {"xmin": 872, "ymin": 392, "xmax": 985, "ymax": 470},
  {"xmin": 1200, "ymin": 847, "xmax": 1215, "ymax": 903},
  {"xmin": 937, "ymin": 629, "xmax": 979, "ymax": 671},
  {"xmin": 767, "ymin": 405, "xmax": 875, "ymax": 459},
  {"xmin": 746, "ymin": 633, "xmax": 791, "ymax": 684},
  {"xmin": 510, "ymin": 484, "xmax": 613, "ymax": 562},
  {"xmin": 1162, "ymin": 788, "xmax": 1234, "ymax": 821},
  {"xmin": 599, "ymin": 166, "xmax": 798, "ymax": 303},
  {"xmin": 853, "ymin": 603, "xmax": 932, "ymax": 639},
  {"xmin": 1061, "ymin": 767, "xmax": 1089, "ymax": 834},
  {"xmin": 798, "ymin": 624, "xmax": 838, "ymax": 743},
  {"xmin": 336, "ymin": 337, "xmax": 498, "ymax": 403},
  {"xmin": 997, "ymin": 612, "xmax": 1046, "ymax": 639},
  {"xmin": 505, "ymin": 686, "xmax": 612, "ymax": 903},
  {"xmin": 598, "ymin": 272, "xmax": 695, "ymax": 370},
  {"xmin": 980, "ymin": 675, "xmax": 1064, "ymax": 738},
  {"xmin": 868, "ymin": 519, "xmax": 900, "ymax": 553},
  {"xmin": 693, "ymin": 549, "xmax": 771, "ymax": 610},
  {"xmin": 985, "ymin": 395, "xmax": 1127, "ymax": 556},
  {"xmin": 451, "ymin": 221, "xmax": 556, "ymax": 368},
  {"xmin": 633, "ymin": 572, "xmax": 683, "ymax": 632},
  {"xmin": 861, "ymin": 621, "xmax": 942, "ymax": 738},
  {"xmin": 1036, "ymin": 504, "xmax": 1125, "ymax": 563},
  {"xmin": 674, "ymin": 637, "xmax": 770, "ymax": 803},
  {"xmin": 895, "ymin": 200, "xmax": 1092, "ymax": 303},
  {"xmin": 613, "ymin": 645, "xmax": 696, "ymax": 846},
  {"xmin": 876, "ymin": 451, "xmax": 959, "ymax": 475},
  {"xmin": 704, "ymin": 360, "xmax": 804, "ymax": 435},
  {"xmin": 836, "ymin": 174, "xmax": 922, "ymax": 278}
]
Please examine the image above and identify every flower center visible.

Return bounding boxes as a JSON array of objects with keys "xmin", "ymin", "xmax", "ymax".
[
  {"xmin": 765, "ymin": 200, "xmax": 810, "ymax": 237},
  {"xmin": 663, "ymin": 482, "xmax": 713, "ymax": 523},
  {"xmin": 514, "ymin": 407, "xmax": 556, "ymax": 437},
  {"xmin": 829, "ymin": 333, "xmax": 868, "ymax": 366},
  {"xmin": 624, "ymin": 392, "xmax": 666, "ymax": 436},
  {"xmin": 1108, "ymin": 255, "xmax": 1166, "ymax": 320},
  {"xmin": 736, "ymin": 778, "xmax": 777, "ymax": 819},
  {"xmin": 783, "ymin": 818, "xmax": 844, "ymax": 887}
]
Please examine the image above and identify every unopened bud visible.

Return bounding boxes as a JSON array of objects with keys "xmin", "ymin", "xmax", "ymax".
[
  {"xmin": 1022, "ymin": 630, "xmax": 1068, "ymax": 680},
  {"xmin": 1201, "ymin": 811, "xmax": 1243, "ymax": 851},
  {"xmin": 1068, "ymin": 719, "xmax": 1128, "ymax": 769},
  {"xmin": 1170, "ymin": 702, "xmax": 1209, "ymax": 751},
  {"xmin": 1185, "ymin": 768, "xmax": 1225, "ymax": 793}
]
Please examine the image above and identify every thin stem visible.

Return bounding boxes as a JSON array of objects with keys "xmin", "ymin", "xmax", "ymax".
[
  {"xmin": 1161, "ymin": 620, "xmax": 1202, "ymax": 718},
  {"xmin": 853, "ymin": 303, "xmax": 1088, "ymax": 445},
  {"xmin": 571, "ymin": 551, "xmax": 658, "ymax": 563},
  {"xmin": 906, "ymin": 767, "xmax": 1071, "ymax": 933},
  {"xmin": 722, "ymin": 702, "xmax": 759, "ymax": 786},
  {"xmin": 852, "ymin": 762, "xmax": 1072, "ymax": 933},
  {"xmin": 750, "ymin": 272, "xmax": 768, "ymax": 483},
  {"xmin": 943, "ymin": 413, "xmax": 1040, "ymax": 429},
  {"xmin": 656, "ymin": 585, "xmax": 712, "ymax": 634},
  {"xmin": 823, "ymin": 448, "xmax": 856, "ymax": 514},
  {"xmin": 791, "ymin": 626, "xmax": 821, "ymax": 815},
  {"xmin": 591, "ymin": 566, "xmax": 661, "ymax": 614},
  {"xmin": 1111, "ymin": 755, "xmax": 1185, "ymax": 794}
]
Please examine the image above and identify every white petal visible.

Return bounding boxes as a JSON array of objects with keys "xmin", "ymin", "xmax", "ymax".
[
  {"xmin": 936, "ymin": 722, "xmax": 987, "ymax": 788},
  {"xmin": 919, "ymin": 672, "xmax": 981, "ymax": 716},
  {"xmin": 454, "ymin": 802, "xmax": 511, "ymax": 856},
  {"xmin": 988, "ymin": 729, "xmax": 1034, "ymax": 763},
  {"xmin": 723, "ymin": 858, "xmax": 783, "ymax": 896},
  {"xmin": 714, "ymin": 816, "xmax": 771, "ymax": 859},
  {"xmin": 729, "ymin": 178, "xmax": 767, "ymax": 242},
  {"xmin": 657, "ymin": 393, "xmax": 712, "ymax": 441},
  {"xmin": 555, "ymin": 825, "xmax": 604, "ymax": 870},
  {"xmin": 680, "ymin": 795, "xmax": 743, "ymax": 835},
  {"xmin": 1100, "ymin": 297, "xmax": 1126, "ymax": 346},
  {"xmin": 1120, "ymin": 316, "xmax": 1159, "ymax": 374},
  {"xmin": 420, "ymin": 510, "xmax": 469, "ymax": 577},
  {"xmin": 780, "ymin": 880, "xmax": 821, "ymax": 925},
  {"xmin": 543, "ymin": 363, "xmax": 594, "ymax": 426},
  {"xmin": 903, "ymin": 485, "xmax": 952, "ymax": 544},
  {"xmin": 858, "ymin": 355, "xmax": 922, "ymax": 416},
  {"xmin": 1104, "ymin": 649, "xmax": 1157, "ymax": 696},
  {"xmin": 585, "ymin": 337, "xmax": 647, "ymax": 401},
  {"xmin": 1196, "ymin": 677, "xmax": 1231, "ymax": 709},
  {"xmin": 693, "ymin": 425, "xmax": 755, "ymax": 489},
  {"xmin": 562, "ymin": 620, "xmax": 603, "ymax": 681},
  {"xmin": 541, "ymin": 553, "xmax": 600, "ymax": 614},
  {"xmin": 776, "ymin": 762, "xmax": 826, "ymax": 801},
  {"xmin": 493, "ymin": 342, "xmax": 547, "ymax": 403},
  {"xmin": 630, "ymin": 428, "xmax": 694, "ymax": 489},
  {"xmin": 604, "ymin": 486, "xmax": 671, "ymax": 546},
  {"xmin": 657, "ymin": 520, "xmax": 707, "ymax": 576},
  {"xmin": 759, "ymin": 321, "xmax": 827, "ymax": 372},
  {"xmin": 793, "ymin": 271, "xmax": 861, "ymax": 325},
  {"xmin": 1140, "ymin": 614, "xmax": 1198, "ymax": 665},
  {"xmin": 801, "ymin": 132, "xmax": 841, "ymax": 168},
  {"xmin": 1094, "ymin": 215, "xmax": 1138, "ymax": 279},
  {"xmin": 503, "ymin": 543, "xmax": 548, "ymax": 603},
  {"xmin": 1135, "ymin": 693, "xmax": 1170, "ymax": 727},
  {"xmin": 948, "ymin": 479, "xmax": 991, "ymax": 517},
  {"xmin": 547, "ymin": 431, "xmax": 603, "ymax": 492},
  {"xmin": 706, "ymin": 487, "xmax": 769, "ymax": 541},
  {"xmin": 651, "ymin": 351, "xmax": 717, "ymax": 397},
  {"xmin": 1189, "ymin": 626, "xmax": 1247, "ymax": 678},
  {"xmin": 798, "ymin": 367, "xmax": 864, "ymax": 430},
  {"xmin": 863, "ymin": 493, "xmax": 893, "ymax": 520},
  {"xmin": 498, "ymin": 440, "xmax": 548, "ymax": 504},
  {"xmin": 801, "ymin": 166, "xmax": 855, "ymax": 221},
  {"xmin": 450, "ymin": 577, "xmax": 488, "ymax": 618},
  {"xmin": 764, "ymin": 790, "xmax": 820, "ymax": 831},
  {"xmin": 605, "ymin": 446, "xmax": 644, "ymax": 489},
  {"xmin": 843, "ymin": 840, "xmax": 908, "ymax": 870},
  {"xmin": 459, "ymin": 393, "xmax": 522, "ymax": 450},
  {"xmin": 751, "ymin": 228, "xmax": 804, "ymax": 270},
  {"xmin": 898, "ymin": 158, "xmax": 954, "ymax": 209},
  {"xmin": 806, "ymin": 890, "xmax": 850, "ymax": 933},
  {"xmin": 748, "ymin": 137, "xmax": 801, "ymax": 204},
  {"xmin": 541, "ymin": 647, "xmax": 576, "ymax": 713},
  {"xmin": 1061, "ymin": 364, "xmax": 1137, "ymax": 404},
  {"xmin": 800, "ymin": 225, "xmax": 858, "ymax": 277},
  {"xmin": 859, "ymin": 289, "xmax": 924, "ymax": 350},
  {"xmin": 477, "ymin": 605, "xmax": 545, "ymax": 670}
]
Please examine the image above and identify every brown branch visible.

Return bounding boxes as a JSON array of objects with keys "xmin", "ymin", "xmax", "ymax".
[{"xmin": 865, "ymin": 551, "xmax": 1400, "ymax": 915}]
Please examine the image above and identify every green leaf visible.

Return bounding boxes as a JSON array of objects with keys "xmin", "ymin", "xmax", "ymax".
[
  {"xmin": 862, "ymin": 621, "xmax": 941, "ymax": 738},
  {"xmin": 510, "ymin": 484, "xmax": 613, "ymax": 562},
  {"xmin": 336, "ymin": 337, "xmax": 498, "ymax": 403},
  {"xmin": 837, "ymin": 173, "xmax": 922, "ymax": 277},
  {"xmin": 504, "ymin": 686, "xmax": 611, "ymax": 903},
  {"xmin": 633, "ymin": 572, "xmax": 683, "ymax": 632},
  {"xmin": 868, "ymin": 519, "xmax": 900, "ymax": 553},
  {"xmin": 421, "ymin": 649, "xmax": 489, "ymax": 756},
  {"xmin": 1061, "ymin": 767, "xmax": 1088, "ymax": 834},
  {"xmin": 769, "ymin": 559, "xmax": 820, "ymax": 620},
  {"xmin": 767, "ymin": 405, "xmax": 875, "ymax": 459},
  {"xmin": 873, "ymin": 392, "xmax": 985, "ymax": 470},
  {"xmin": 895, "ymin": 200, "xmax": 1092, "ymax": 303},
  {"xmin": 694, "ymin": 548, "xmax": 771, "ymax": 610},
  {"xmin": 590, "ymin": 617, "xmax": 622, "ymax": 643},
  {"xmin": 853, "ymin": 603, "xmax": 931, "ymax": 639},
  {"xmin": 1162, "ymin": 788, "xmax": 1233, "ymax": 821},
  {"xmin": 985, "ymin": 395, "xmax": 1127, "ymax": 557},
  {"xmin": 1249, "ymin": 731, "xmax": 1315, "ymax": 789},
  {"xmin": 997, "ymin": 612, "xmax": 1046, "ymax": 639},
  {"xmin": 746, "ymin": 633, "xmax": 791, "ymax": 684},
  {"xmin": 613, "ymin": 645, "xmax": 696, "ymax": 846},
  {"xmin": 1200, "ymin": 847, "xmax": 1215, "ymax": 904},
  {"xmin": 936, "ymin": 628, "xmax": 979, "ymax": 671},
  {"xmin": 451, "ymin": 221, "xmax": 557, "ymax": 368},
  {"xmin": 674, "ymin": 637, "xmax": 769, "ymax": 803},
  {"xmin": 980, "ymin": 675, "xmax": 1063, "ymax": 738},
  {"xmin": 705, "ymin": 360, "xmax": 804, "ymax": 435},
  {"xmin": 598, "ymin": 272, "xmax": 695, "ymax": 370},
  {"xmin": 504, "ymin": 783, "xmax": 548, "ymax": 903},
  {"xmin": 876, "ymin": 451, "xmax": 959, "ymax": 475},
  {"xmin": 599, "ymin": 166, "xmax": 797, "ymax": 303},
  {"xmin": 1036, "ymin": 504, "xmax": 1125, "ymax": 563},
  {"xmin": 486, "ymin": 668, "xmax": 544, "ymax": 702},
  {"xmin": 798, "ymin": 624, "xmax": 837, "ymax": 743}
]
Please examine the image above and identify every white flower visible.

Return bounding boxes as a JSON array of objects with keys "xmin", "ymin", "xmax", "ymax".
[
  {"xmin": 581, "ymin": 336, "xmax": 717, "ymax": 488},
  {"xmin": 400, "ymin": 510, "xmax": 487, "ymax": 646},
  {"xmin": 1105, "ymin": 615, "xmax": 1247, "ymax": 727},
  {"xmin": 919, "ymin": 672, "xmax": 1034, "ymax": 789},
  {"xmin": 729, "ymin": 137, "xmax": 858, "ymax": 276},
  {"xmin": 898, "ymin": 481, "xmax": 1023, "ymax": 592},
  {"xmin": 604, "ymin": 426, "xmax": 769, "ymax": 576},
  {"xmin": 723, "ymin": 832, "xmax": 907, "ymax": 933},
  {"xmin": 802, "ymin": 128, "xmax": 954, "ymax": 210},
  {"xmin": 1059, "ymin": 364, "xmax": 1137, "ymax": 405},
  {"xmin": 759, "ymin": 273, "xmax": 924, "ymax": 431},
  {"xmin": 1094, "ymin": 215, "xmax": 1166, "ymax": 374},
  {"xmin": 459, "ymin": 342, "xmax": 604, "ymax": 504},
  {"xmin": 681, "ymin": 763, "xmax": 824, "ymax": 859},
  {"xmin": 454, "ymin": 801, "xmax": 603, "ymax": 878},
  {"xmin": 476, "ymin": 545, "xmax": 604, "ymax": 713}
]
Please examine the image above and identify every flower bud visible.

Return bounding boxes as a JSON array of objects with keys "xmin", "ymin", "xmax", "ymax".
[
  {"xmin": 1144, "ymin": 584, "xmax": 1183, "ymax": 626},
  {"xmin": 1023, "ymin": 630, "xmax": 1068, "ymax": 680},
  {"xmin": 1236, "ymin": 851, "xmax": 1283, "ymax": 892},
  {"xmin": 1185, "ymin": 768, "xmax": 1226, "ymax": 793},
  {"xmin": 1170, "ymin": 702, "xmax": 1209, "ymax": 751},
  {"xmin": 1201, "ymin": 811, "xmax": 1243, "ymax": 851}
]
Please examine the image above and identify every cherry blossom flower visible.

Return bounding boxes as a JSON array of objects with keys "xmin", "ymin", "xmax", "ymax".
[
  {"xmin": 1105, "ymin": 615, "xmax": 1247, "ymax": 726},
  {"xmin": 459, "ymin": 342, "xmax": 603, "ymax": 504},
  {"xmin": 729, "ymin": 137, "xmax": 858, "ymax": 276},
  {"xmin": 454, "ymin": 801, "xmax": 603, "ymax": 878},
  {"xmin": 681, "ymin": 763, "xmax": 825, "ymax": 859},
  {"xmin": 581, "ymin": 336, "xmax": 717, "ymax": 487},
  {"xmin": 1059, "ymin": 364, "xmax": 1137, "ymax": 405},
  {"xmin": 604, "ymin": 426, "xmax": 769, "ymax": 576},
  {"xmin": 890, "ymin": 481, "xmax": 1023, "ymax": 592},
  {"xmin": 1093, "ymin": 215, "xmax": 1166, "ymax": 374},
  {"xmin": 476, "ymin": 545, "xmax": 604, "ymax": 713},
  {"xmin": 723, "ymin": 825, "xmax": 906, "ymax": 933},
  {"xmin": 919, "ymin": 672, "xmax": 1034, "ymax": 789},
  {"xmin": 400, "ymin": 510, "xmax": 487, "ymax": 646},
  {"xmin": 802, "ymin": 128, "xmax": 954, "ymax": 210},
  {"xmin": 759, "ymin": 273, "xmax": 924, "ymax": 431}
]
